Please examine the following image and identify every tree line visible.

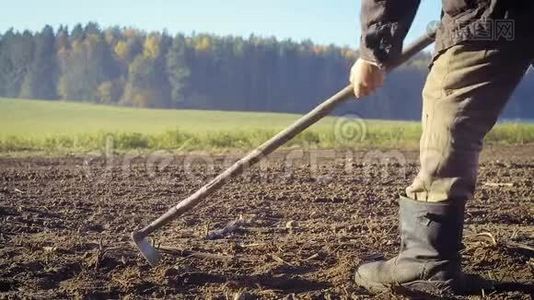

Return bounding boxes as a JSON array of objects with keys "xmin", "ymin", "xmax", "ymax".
[{"xmin": 0, "ymin": 23, "xmax": 532, "ymax": 120}]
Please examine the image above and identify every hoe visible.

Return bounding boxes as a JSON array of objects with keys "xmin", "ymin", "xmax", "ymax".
[{"xmin": 132, "ymin": 29, "xmax": 437, "ymax": 266}]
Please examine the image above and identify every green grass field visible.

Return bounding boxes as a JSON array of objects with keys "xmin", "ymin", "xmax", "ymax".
[{"xmin": 1, "ymin": 97, "xmax": 534, "ymax": 153}]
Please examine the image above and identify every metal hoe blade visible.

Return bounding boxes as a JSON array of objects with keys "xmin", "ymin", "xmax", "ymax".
[{"xmin": 132, "ymin": 232, "xmax": 161, "ymax": 266}]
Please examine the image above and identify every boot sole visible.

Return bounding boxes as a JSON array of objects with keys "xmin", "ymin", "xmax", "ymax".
[{"xmin": 354, "ymin": 271, "xmax": 455, "ymax": 297}]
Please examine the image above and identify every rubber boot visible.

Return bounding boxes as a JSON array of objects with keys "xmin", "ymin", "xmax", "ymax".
[{"xmin": 354, "ymin": 196, "xmax": 472, "ymax": 296}]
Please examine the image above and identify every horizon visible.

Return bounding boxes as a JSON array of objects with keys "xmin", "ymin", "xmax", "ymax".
[{"xmin": 1, "ymin": 1, "xmax": 441, "ymax": 48}]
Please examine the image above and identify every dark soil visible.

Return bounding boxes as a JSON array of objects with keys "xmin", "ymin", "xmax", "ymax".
[{"xmin": 1, "ymin": 145, "xmax": 533, "ymax": 299}]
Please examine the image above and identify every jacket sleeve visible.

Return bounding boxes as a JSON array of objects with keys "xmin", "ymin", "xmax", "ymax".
[{"xmin": 360, "ymin": 0, "xmax": 421, "ymax": 67}]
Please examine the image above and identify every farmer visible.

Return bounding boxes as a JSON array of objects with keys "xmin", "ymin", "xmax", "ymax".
[{"xmin": 349, "ymin": 0, "xmax": 534, "ymax": 295}]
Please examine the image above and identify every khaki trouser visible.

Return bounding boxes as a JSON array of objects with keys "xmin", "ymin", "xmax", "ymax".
[{"xmin": 407, "ymin": 42, "xmax": 533, "ymax": 202}]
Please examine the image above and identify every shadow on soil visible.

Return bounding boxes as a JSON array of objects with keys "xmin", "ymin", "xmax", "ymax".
[
  {"xmin": 167, "ymin": 272, "xmax": 330, "ymax": 293},
  {"xmin": 494, "ymin": 281, "xmax": 534, "ymax": 296}
]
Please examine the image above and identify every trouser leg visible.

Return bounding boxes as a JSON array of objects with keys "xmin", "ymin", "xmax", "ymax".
[
  {"xmin": 407, "ymin": 42, "xmax": 532, "ymax": 202},
  {"xmin": 355, "ymin": 42, "xmax": 532, "ymax": 295}
]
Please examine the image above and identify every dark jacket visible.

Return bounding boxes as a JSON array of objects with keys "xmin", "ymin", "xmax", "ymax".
[{"xmin": 360, "ymin": 0, "xmax": 534, "ymax": 67}]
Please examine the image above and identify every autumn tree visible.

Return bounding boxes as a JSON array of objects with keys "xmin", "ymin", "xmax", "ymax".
[
  {"xmin": 122, "ymin": 33, "xmax": 171, "ymax": 107},
  {"xmin": 57, "ymin": 31, "xmax": 117, "ymax": 101}
]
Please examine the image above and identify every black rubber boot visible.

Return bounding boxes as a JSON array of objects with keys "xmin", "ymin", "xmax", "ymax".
[{"xmin": 354, "ymin": 196, "xmax": 473, "ymax": 296}]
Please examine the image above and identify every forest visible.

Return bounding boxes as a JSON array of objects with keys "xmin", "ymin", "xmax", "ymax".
[{"xmin": 1, "ymin": 23, "xmax": 532, "ymax": 120}]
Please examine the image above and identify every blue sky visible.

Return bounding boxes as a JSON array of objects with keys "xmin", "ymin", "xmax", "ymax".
[{"xmin": 1, "ymin": 0, "xmax": 441, "ymax": 47}]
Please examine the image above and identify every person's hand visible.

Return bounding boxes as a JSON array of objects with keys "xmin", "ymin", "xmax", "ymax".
[{"xmin": 349, "ymin": 58, "xmax": 386, "ymax": 98}]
